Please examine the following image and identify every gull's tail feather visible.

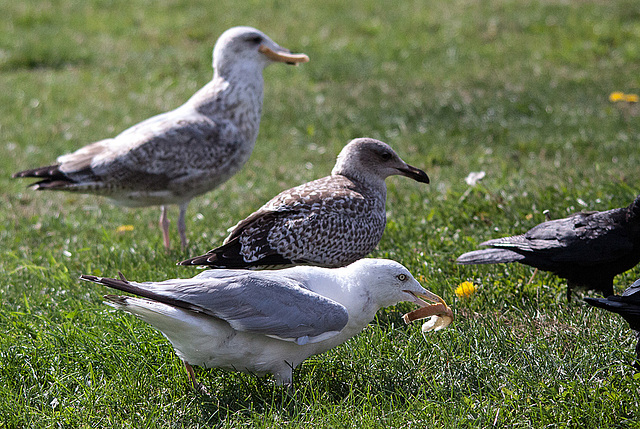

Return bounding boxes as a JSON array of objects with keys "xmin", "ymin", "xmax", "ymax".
[
  {"xmin": 13, "ymin": 164, "xmax": 62, "ymax": 179},
  {"xmin": 80, "ymin": 274, "xmax": 200, "ymax": 314},
  {"xmin": 12, "ymin": 164, "xmax": 77, "ymax": 189},
  {"xmin": 178, "ymin": 237, "xmax": 293, "ymax": 268}
]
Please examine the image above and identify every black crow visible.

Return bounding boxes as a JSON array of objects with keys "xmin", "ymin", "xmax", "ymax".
[{"xmin": 457, "ymin": 195, "xmax": 640, "ymax": 300}]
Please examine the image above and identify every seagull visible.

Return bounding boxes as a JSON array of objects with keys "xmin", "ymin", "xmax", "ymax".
[
  {"xmin": 585, "ymin": 279, "xmax": 640, "ymax": 368},
  {"xmin": 80, "ymin": 259, "xmax": 452, "ymax": 389},
  {"xmin": 456, "ymin": 195, "xmax": 640, "ymax": 300},
  {"xmin": 13, "ymin": 26, "xmax": 309, "ymax": 250},
  {"xmin": 179, "ymin": 138, "xmax": 429, "ymax": 268}
]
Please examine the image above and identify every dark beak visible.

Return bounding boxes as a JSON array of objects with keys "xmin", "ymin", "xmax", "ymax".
[{"xmin": 398, "ymin": 164, "xmax": 430, "ymax": 184}]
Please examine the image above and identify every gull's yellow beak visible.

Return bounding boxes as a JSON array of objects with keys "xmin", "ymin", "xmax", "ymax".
[{"xmin": 258, "ymin": 45, "xmax": 310, "ymax": 65}]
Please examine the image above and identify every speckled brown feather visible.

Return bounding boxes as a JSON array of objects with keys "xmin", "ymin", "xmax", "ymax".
[
  {"xmin": 180, "ymin": 138, "xmax": 429, "ymax": 268},
  {"xmin": 12, "ymin": 27, "xmax": 308, "ymax": 249}
]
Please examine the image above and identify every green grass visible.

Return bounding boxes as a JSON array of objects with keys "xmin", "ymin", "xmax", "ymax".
[{"xmin": 2, "ymin": 0, "xmax": 640, "ymax": 426}]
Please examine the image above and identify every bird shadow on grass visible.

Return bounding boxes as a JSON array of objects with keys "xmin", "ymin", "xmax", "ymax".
[
  {"xmin": 186, "ymin": 339, "xmax": 435, "ymax": 426},
  {"xmin": 187, "ymin": 370, "xmax": 346, "ymax": 425}
]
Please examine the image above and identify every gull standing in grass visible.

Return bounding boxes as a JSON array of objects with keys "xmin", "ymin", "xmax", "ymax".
[
  {"xmin": 13, "ymin": 26, "xmax": 309, "ymax": 250},
  {"xmin": 179, "ymin": 138, "xmax": 430, "ymax": 268},
  {"xmin": 81, "ymin": 259, "xmax": 452, "ymax": 390}
]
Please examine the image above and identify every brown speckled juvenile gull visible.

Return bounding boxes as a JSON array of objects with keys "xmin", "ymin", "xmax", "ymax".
[
  {"xmin": 179, "ymin": 138, "xmax": 430, "ymax": 268},
  {"xmin": 13, "ymin": 26, "xmax": 309, "ymax": 250}
]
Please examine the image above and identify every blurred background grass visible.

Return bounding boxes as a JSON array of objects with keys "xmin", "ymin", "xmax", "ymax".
[{"xmin": 1, "ymin": 0, "xmax": 640, "ymax": 427}]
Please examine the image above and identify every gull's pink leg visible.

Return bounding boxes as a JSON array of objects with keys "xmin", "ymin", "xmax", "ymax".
[
  {"xmin": 160, "ymin": 206, "xmax": 171, "ymax": 250},
  {"xmin": 178, "ymin": 202, "xmax": 188, "ymax": 251},
  {"xmin": 184, "ymin": 361, "xmax": 208, "ymax": 394}
]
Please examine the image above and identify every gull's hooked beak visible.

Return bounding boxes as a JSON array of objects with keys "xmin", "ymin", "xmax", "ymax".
[
  {"xmin": 403, "ymin": 290, "xmax": 453, "ymax": 332},
  {"xmin": 397, "ymin": 164, "xmax": 430, "ymax": 184},
  {"xmin": 404, "ymin": 289, "xmax": 444, "ymax": 306},
  {"xmin": 258, "ymin": 45, "xmax": 310, "ymax": 65}
]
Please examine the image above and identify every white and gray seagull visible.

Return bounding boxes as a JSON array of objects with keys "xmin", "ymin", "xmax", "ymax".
[
  {"xmin": 81, "ymin": 259, "xmax": 452, "ymax": 389},
  {"xmin": 179, "ymin": 138, "xmax": 430, "ymax": 268},
  {"xmin": 13, "ymin": 26, "xmax": 309, "ymax": 250}
]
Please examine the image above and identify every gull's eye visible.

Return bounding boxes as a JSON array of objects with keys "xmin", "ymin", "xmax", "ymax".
[
  {"xmin": 379, "ymin": 151, "xmax": 392, "ymax": 161},
  {"xmin": 248, "ymin": 36, "xmax": 263, "ymax": 44},
  {"xmin": 397, "ymin": 273, "xmax": 408, "ymax": 282}
]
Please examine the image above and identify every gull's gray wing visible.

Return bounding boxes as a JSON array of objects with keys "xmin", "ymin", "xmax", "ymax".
[
  {"xmin": 82, "ymin": 272, "xmax": 348, "ymax": 345},
  {"xmin": 192, "ymin": 269, "xmax": 260, "ymax": 280},
  {"xmin": 57, "ymin": 108, "xmax": 241, "ymax": 189},
  {"xmin": 623, "ymin": 279, "xmax": 640, "ymax": 297}
]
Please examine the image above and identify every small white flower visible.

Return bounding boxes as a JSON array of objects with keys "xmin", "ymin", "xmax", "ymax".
[{"xmin": 464, "ymin": 171, "xmax": 486, "ymax": 186}]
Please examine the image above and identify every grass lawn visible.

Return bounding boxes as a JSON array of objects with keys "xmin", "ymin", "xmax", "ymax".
[{"xmin": 2, "ymin": 0, "xmax": 640, "ymax": 427}]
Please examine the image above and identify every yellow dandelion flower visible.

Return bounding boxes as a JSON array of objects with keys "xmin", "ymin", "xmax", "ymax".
[
  {"xmin": 455, "ymin": 281, "xmax": 476, "ymax": 298},
  {"xmin": 116, "ymin": 225, "xmax": 134, "ymax": 233},
  {"xmin": 625, "ymin": 94, "xmax": 639, "ymax": 103},
  {"xmin": 609, "ymin": 92, "xmax": 626, "ymax": 102}
]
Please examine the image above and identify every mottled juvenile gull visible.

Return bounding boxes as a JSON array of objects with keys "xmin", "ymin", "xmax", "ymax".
[
  {"xmin": 179, "ymin": 138, "xmax": 429, "ymax": 268},
  {"xmin": 457, "ymin": 195, "xmax": 640, "ymax": 300},
  {"xmin": 80, "ymin": 259, "xmax": 452, "ymax": 389},
  {"xmin": 13, "ymin": 26, "xmax": 309, "ymax": 250}
]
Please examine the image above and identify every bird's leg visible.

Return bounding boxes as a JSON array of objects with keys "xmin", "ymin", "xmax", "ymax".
[
  {"xmin": 184, "ymin": 361, "xmax": 198, "ymax": 388},
  {"xmin": 566, "ymin": 282, "xmax": 573, "ymax": 302},
  {"xmin": 159, "ymin": 205, "xmax": 171, "ymax": 250},
  {"xmin": 280, "ymin": 365, "xmax": 297, "ymax": 400},
  {"xmin": 178, "ymin": 202, "xmax": 188, "ymax": 251},
  {"xmin": 275, "ymin": 364, "xmax": 294, "ymax": 391},
  {"xmin": 526, "ymin": 268, "xmax": 538, "ymax": 286},
  {"xmin": 602, "ymin": 282, "xmax": 614, "ymax": 298},
  {"xmin": 283, "ymin": 381, "xmax": 296, "ymax": 400},
  {"xmin": 184, "ymin": 361, "xmax": 208, "ymax": 395}
]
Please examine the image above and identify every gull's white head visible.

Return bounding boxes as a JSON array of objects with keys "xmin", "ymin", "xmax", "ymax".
[
  {"xmin": 332, "ymin": 138, "xmax": 430, "ymax": 186},
  {"xmin": 343, "ymin": 259, "xmax": 453, "ymax": 333},
  {"xmin": 344, "ymin": 259, "xmax": 440, "ymax": 309},
  {"xmin": 213, "ymin": 26, "xmax": 309, "ymax": 77}
]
